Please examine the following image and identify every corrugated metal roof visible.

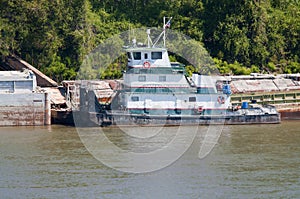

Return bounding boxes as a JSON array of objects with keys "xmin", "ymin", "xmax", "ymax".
[
  {"xmin": 5, "ymin": 55, "xmax": 58, "ymax": 87},
  {"xmin": 231, "ymin": 80, "xmax": 278, "ymax": 93},
  {"xmin": 43, "ymin": 87, "xmax": 66, "ymax": 105}
]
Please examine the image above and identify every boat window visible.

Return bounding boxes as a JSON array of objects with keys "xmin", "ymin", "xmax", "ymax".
[
  {"xmin": 151, "ymin": 52, "xmax": 162, "ymax": 59},
  {"xmin": 138, "ymin": 75, "xmax": 146, "ymax": 82},
  {"xmin": 131, "ymin": 96, "xmax": 139, "ymax": 101},
  {"xmin": 197, "ymin": 87, "xmax": 217, "ymax": 94},
  {"xmin": 159, "ymin": 76, "xmax": 166, "ymax": 82},
  {"xmin": 127, "ymin": 52, "xmax": 132, "ymax": 59},
  {"xmin": 15, "ymin": 81, "xmax": 32, "ymax": 90},
  {"xmin": 133, "ymin": 52, "xmax": 141, "ymax": 60},
  {"xmin": 189, "ymin": 97, "xmax": 196, "ymax": 102},
  {"xmin": 144, "ymin": 53, "xmax": 148, "ymax": 59}
]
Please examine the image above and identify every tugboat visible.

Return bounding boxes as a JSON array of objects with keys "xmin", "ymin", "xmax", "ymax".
[{"xmin": 75, "ymin": 17, "xmax": 281, "ymax": 126}]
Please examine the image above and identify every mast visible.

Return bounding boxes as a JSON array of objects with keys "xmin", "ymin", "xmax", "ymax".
[
  {"xmin": 152, "ymin": 16, "xmax": 172, "ymax": 48},
  {"xmin": 163, "ymin": 16, "xmax": 172, "ymax": 47},
  {"xmin": 163, "ymin": 17, "xmax": 166, "ymax": 47},
  {"xmin": 147, "ymin": 29, "xmax": 152, "ymax": 48}
]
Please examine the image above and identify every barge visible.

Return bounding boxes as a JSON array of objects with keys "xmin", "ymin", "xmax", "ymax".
[{"xmin": 73, "ymin": 18, "xmax": 280, "ymax": 127}]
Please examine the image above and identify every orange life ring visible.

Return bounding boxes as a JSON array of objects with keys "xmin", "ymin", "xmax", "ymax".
[
  {"xmin": 217, "ymin": 96, "xmax": 225, "ymax": 104},
  {"xmin": 143, "ymin": 61, "xmax": 151, "ymax": 68}
]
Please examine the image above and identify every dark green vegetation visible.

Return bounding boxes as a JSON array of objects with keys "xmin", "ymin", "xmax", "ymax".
[{"xmin": 1, "ymin": 0, "xmax": 299, "ymax": 82}]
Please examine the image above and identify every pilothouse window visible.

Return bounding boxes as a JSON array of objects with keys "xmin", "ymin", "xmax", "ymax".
[
  {"xmin": 151, "ymin": 52, "xmax": 162, "ymax": 59},
  {"xmin": 127, "ymin": 52, "xmax": 132, "ymax": 59},
  {"xmin": 133, "ymin": 52, "xmax": 141, "ymax": 60}
]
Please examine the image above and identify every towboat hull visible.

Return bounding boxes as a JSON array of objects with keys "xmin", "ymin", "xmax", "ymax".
[{"xmin": 73, "ymin": 110, "xmax": 280, "ymax": 127}]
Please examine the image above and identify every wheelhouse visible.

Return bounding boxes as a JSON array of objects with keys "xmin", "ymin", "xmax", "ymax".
[{"xmin": 125, "ymin": 48, "xmax": 171, "ymax": 69}]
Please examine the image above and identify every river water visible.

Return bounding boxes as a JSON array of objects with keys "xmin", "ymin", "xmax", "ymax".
[{"xmin": 0, "ymin": 121, "xmax": 299, "ymax": 199}]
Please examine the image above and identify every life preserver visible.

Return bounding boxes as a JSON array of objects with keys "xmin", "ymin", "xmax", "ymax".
[
  {"xmin": 217, "ymin": 96, "xmax": 225, "ymax": 104},
  {"xmin": 143, "ymin": 61, "xmax": 151, "ymax": 68},
  {"xmin": 197, "ymin": 106, "xmax": 203, "ymax": 112}
]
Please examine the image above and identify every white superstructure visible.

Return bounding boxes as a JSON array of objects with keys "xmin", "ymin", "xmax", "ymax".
[{"xmin": 119, "ymin": 17, "xmax": 231, "ymax": 116}]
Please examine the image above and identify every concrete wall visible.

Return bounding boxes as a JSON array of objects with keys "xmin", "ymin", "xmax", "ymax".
[{"xmin": 0, "ymin": 93, "xmax": 48, "ymax": 126}]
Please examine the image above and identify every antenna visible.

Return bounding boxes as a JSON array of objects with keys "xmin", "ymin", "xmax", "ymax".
[
  {"xmin": 132, "ymin": 28, "xmax": 136, "ymax": 47},
  {"xmin": 132, "ymin": 38, "xmax": 136, "ymax": 47},
  {"xmin": 146, "ymin": 29, "xmax": 153, "ymax": 48},
  {"xmin": 128, "ymin": 25, "xmax": 131, "ymax": 45}
]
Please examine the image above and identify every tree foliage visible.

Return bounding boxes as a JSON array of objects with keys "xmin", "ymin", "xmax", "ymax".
[{"xmin": 0, "ymin": 0, "xmax": 299, "ymax": 81}]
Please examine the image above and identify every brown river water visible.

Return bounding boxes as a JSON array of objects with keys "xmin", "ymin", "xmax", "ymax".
[{"xmin": 0, "ymin": 121, "xmax": 299, "ymax": 198}]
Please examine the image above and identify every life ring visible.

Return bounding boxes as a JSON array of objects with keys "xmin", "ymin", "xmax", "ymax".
[
  {"xmin": 143, "ymin": 61, "xmax": 151, "ymax": 68},
  {"xmin": 197, "ymin": 106, "xmax": 203, "ymax": 112},
  {"xmin": 217, "ymin": 96, "xmax": 225, "ymax": 104}
]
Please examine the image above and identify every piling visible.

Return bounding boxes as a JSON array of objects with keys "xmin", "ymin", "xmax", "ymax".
[{"xmin": 44, "ymin": 92, "xmax": 51, "ymax": 125}]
